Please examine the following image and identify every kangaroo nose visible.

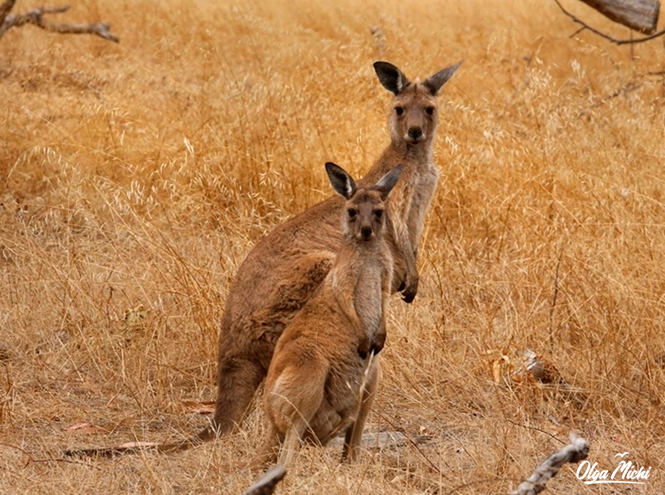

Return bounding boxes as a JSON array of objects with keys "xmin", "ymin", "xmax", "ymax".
[
  {"xmin": 408, "ymin": 127, "xmax": 423, "ymax": 140},
  {"xmin": 361, "ymin": 226, "xmax": 372, "ymax": 240}
]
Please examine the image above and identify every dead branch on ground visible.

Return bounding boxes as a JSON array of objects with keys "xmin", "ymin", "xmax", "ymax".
[
  {"xmin": 510, "ymin": 432, "xmax": 590, "ymax": 495},
  {"xmin": 0, "ymin": 1, "xmax": 119, "ymax": 42}
]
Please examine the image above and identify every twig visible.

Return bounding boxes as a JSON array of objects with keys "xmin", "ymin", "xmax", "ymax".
[
  {"xmin": 28, "ymin": 456, "xmax": 104, "ymax": 470},
  {"xmin": 554, "ymin": 0, "xmax": 665, "ymax": 45},
  {"xmin": 0, "ymin": 3, "xmax": 119, "ymax": 42},
  {"xmin": 504, "ymin": 418, "xmax": 566, "ymax": 446},
  {"xmin": 243, "ymin": 464, "xmax": 287, "ymax": 495},
  {"xmin": 372, "ymin": 409, "xmax": 448, "ymax": 479},
  {"xmin": 0, "ymin": 0, "xmax": 16, "ymax": 26},
  {"xmin": 548, "ymin": 244, "xmax": 564, "ymax": 350},
  {"xmin": 569, "ymin": 25, "xmax": 587, "ymax": 38},
  {"xmin": 591, "ymin": 79, "xmax": 642, "ymax": 111},
  {"xmin": 510, "ymin": 432, "xmax": 589, "ymax": 495}
]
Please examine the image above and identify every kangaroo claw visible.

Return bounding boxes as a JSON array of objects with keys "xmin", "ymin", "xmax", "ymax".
[
  {"xmin": 401, "ymin": 291, "xmax": 415, "ymax": 303},
  {"xmin": 370, "ymin": 332, "xmax": 386, "ymax": 355}
]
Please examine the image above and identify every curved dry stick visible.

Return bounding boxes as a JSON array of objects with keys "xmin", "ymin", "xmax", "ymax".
[
  {"xmin": 510, "ymin": 432, "xmax": 590, "ymax": 495},
  {"xmin": 0, "ymin": 2, "xmax": 119, "ymax": 42},
  {"xmin": 554, "ymin": 0, "xmax": 665, "ymax": 45},
  {"xmin": 243, "ymin": 464, "xmax": 287, "ymax": 495}
]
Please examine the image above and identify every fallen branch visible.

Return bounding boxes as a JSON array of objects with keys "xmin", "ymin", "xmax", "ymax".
[
  {"xmin": 555, "ymin": 0, "xmax": 665, "ymax": 44},
  {"xmin": 510, "ymin": 432, "xmax": 590, "ymax": 495},
  {"xmin": 0, "ymin": 1, "xmax": 119, "ymax": 42},
  {"xmin": 578, "ymin": 0, "xmax": 660, "ymax": 34},
  {"xmin": 243, "ymin": 464, "xmax": 287, "ymax": 495}
]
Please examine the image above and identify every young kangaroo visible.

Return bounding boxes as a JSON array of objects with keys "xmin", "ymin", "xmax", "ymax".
[
  {"xmin": 258, "ymin": 162, "xmax": 401, "ymax": 468},
  {"xmin": 64, "ymin": 61, "xmax": 461, "ymax": 458}
]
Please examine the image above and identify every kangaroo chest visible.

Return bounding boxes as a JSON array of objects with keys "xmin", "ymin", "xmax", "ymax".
[
  {"xmin": 408, "ymin": 162, "xmax": 439, "ymax": 246},
  {"xmin": 352, "ymin": 258, "xmax": 384, "ymax": 339}
]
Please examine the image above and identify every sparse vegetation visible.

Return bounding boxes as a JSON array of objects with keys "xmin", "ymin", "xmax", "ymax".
[{"xmin": 1, "ymin": 0, "xmax": 663, "ymax": 493}]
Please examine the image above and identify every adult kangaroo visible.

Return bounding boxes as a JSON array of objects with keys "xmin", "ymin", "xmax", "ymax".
[
  {"xmin": 205, "ymin": 60, "xmax": 462, "ymax": 441},
  {"xmin": 64, "ymin": 61, "xmax": 461, "ymax": 458}
]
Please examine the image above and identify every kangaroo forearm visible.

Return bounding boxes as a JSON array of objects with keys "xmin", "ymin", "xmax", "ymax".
[
  {"xmin": 334, "ymin": 288, "xmax": 362, "ymax": 332},
  {"xmin": 397, "ymin": 235, "xmax": 417, "ymax": 278},
  {"xmin": 371, "ymin": 298, "xmax": 388, "ymax": 355},
  {"xmin": 390, "ymin": 216, "xmax": 417, "ymax": 274}
]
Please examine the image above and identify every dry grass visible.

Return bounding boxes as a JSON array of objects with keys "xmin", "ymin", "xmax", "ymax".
[{"xmin": 1, "ymin": 0, "xmax": 664, "ymax": 493}]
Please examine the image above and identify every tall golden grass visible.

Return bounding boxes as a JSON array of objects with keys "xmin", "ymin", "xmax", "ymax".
[{"xmin": 1, "ymin": 0, "xmax": 664, "ymax": 492}]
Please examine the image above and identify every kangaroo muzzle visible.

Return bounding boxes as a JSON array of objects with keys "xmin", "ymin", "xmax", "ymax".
[{"xmin": 406, "ymin": 126, "xmax": 425, "ymax": 143}]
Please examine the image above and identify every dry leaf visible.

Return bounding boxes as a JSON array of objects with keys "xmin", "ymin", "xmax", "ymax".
[
  {"xmin": 180, "ymin": 400, "xmax": 215, "ymax": 415},
  {"xmin": 117, "ymin": 441, "xmax": 159, "ymax": 449},
  {"xmin": 492, "ymin": 355, "xmax": 512, "ymax": 384},
  {"xmin": 64, "ymin": 422, "xmax": 110, "ymax": 434},
  {"xmin": 64, "ymin": 422, "xmax": 92, "ymax": 432}
]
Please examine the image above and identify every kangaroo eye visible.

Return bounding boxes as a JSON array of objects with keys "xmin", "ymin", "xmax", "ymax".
[
  {"xmin": 348, "ymin": 209, "xmax": 357, "ymax": 218},
  {"xmin": 374, "ymin": 210, "xmax": 383, "ymax": 218},
  {"xmin": 426, "ymin": 106, "xmax": 435, "ymax": 115},
  {"xmin": 395, "ymin": 106, "xmax": 404, "ymax": 116}
]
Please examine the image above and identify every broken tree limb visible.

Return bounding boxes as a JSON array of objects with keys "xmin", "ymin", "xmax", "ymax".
[
  {"xmin": 243, "ymin": 464, "xmax": 287, "ymax": 495},
  {"xmin": 579, "ymin": 0, "xmax": 660, "ymax": 34},
  {"xmin": 0, "ymin": 0, "xmax": 16, "ymax": 27},
  {"xmin": 556, "ymin": 0, "xmax": 665, "ymax": 44},
  {"xmin": 0, "ymin": 2, "xmax": 119, "ymax": 42},
  {"xmin": 510, "ymin": 433, "xmax": 590, "ymax": 495}
]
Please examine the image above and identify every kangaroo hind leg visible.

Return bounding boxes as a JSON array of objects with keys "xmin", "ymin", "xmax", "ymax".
[
  {"xmin": 342, "ymin": 358, "xmax": 381, "ymax": 462},
  {"xmin": 212, "ymin": 355, "xmax": 265, "ymax": 437},
  {"xmin": 268, "ymin": 359, "xmax": 328, "ymax": 466}
]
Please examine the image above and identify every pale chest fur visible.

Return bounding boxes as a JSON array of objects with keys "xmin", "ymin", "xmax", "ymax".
[
  {"xmin": 329, "ymin": 245, "xmax": 391, "ymax": 341},
  {"xmin": 352, "ymin": 251, "xmax": 390, "ymax": 339},
  {"xmin": 407, "ymin": 161, "xmax": 439, "ymax": 248}
]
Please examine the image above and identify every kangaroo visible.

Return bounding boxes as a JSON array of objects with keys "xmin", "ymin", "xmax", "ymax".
[
  {"xmin": 202, "ymin": 61, "xmax": 462, "ymax": 443},
  {"xmin": 64, "ymin": 61, "xmax": 461, "ymax": 458},
  {"xmin": 256, "ymin": 162, "xmax": 401, "ymax": 468}
]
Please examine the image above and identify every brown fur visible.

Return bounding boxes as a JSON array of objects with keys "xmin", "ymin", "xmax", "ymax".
[
  {"xmin": 255, "ymin": 164, "xmax": 400, "ymax": 467},
  {"xmin": 200, "ymin": 61, "xmax": 462, "ymax": 443}
]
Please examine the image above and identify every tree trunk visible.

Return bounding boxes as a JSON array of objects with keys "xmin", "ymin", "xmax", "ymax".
[{"xmin": 578, "ymin": 0, "xmax": 660, "ymax": 34}]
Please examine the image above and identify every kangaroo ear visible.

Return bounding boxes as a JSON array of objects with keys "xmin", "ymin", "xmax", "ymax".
[
  {"xmin": 424, "ymin": 61, "xmax": 463, "ymax": 96},
  {"xmin": 375, "ymin": 164, "xmax": 403, "ymax": 198},
  {"xmin": 373, "ymin": 61, "xmax": 410, "ymax": 95},
  {"xmin": 325, "ymin": 162, "xmax": 357, "ymax": 200}
]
